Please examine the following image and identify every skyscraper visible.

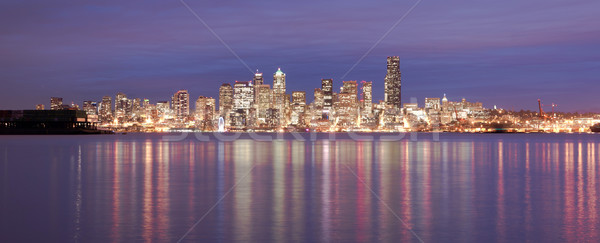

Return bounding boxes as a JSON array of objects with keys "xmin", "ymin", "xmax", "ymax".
[
  {"xmin": 99, "ymin": 96, "xmax": 112, "ymax": 122},
  {"xmin": 115, "ymin": 92, "xmax": 128, "ymax": 119},
  {"xmin": 254, "ymin": 84, "xmax": 271, "ymax": 125},
  {"xmin": 219, "ymin": 83, "xmax": 233, "ymax": 118},
  {"xmin": 233, "ymin": 81, "xmax": 254, "ymax": 110},
  {"xmin": 195, "ymin": 96, "xmax": 216, "ymax": 131},
  {"xmin": 313, "ymin": 88, "xmax": 324, "ymax": 111},
  {"xmin": 172, "ymin": 90, "xmax": 189, "ymax": 119},
  {"xmin": 337, "ymin": 81, "xmax": 359, "ymax": 126},
  {"xmin": 82, "ymin": 101, "xmax": 98, "ymax": 115},
  {"xmin": 361, "ymin": 81, "xmax": 373, "ymax": 114},
  {"xmin": 384, "ymin": 56, "xmax": 401, "ymax": 108},
  {"xmin": 50, "ymin": 97, "xmax": 63, "ymax": 110},
  {"xmin": 291, "ymin": 91, "xmax": 306, "ymax": 125},
  {"xmin": 321, "ymin": 79, "xmax": 333, "ymax": 113},
  {"xmin": 253, "ymin": 70, "xmax": 264, "ymax": 85},
  {"xmin": 273, "ymin": 68, "xmax": 286, "ymax": 95}
]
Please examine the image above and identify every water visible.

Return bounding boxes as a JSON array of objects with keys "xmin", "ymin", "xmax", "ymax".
[{"xmin": 1, "ymin": 133, "xmax": 599, "ymax": 242}]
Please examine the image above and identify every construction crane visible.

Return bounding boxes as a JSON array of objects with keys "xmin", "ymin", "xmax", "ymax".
[{"xmin": 538, "ymin": 99, "xmax": 546, "ymax": 119}]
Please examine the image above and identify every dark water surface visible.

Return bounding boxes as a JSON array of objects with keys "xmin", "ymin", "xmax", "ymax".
[{"xmin": 1, "ymin": 133, "xmax": 599, "ymax": 242}]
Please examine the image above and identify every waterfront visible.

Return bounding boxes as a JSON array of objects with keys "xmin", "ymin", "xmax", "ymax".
[{"xmin": 1, "ymin": 133, "xmax": 600, "ymax": 242}]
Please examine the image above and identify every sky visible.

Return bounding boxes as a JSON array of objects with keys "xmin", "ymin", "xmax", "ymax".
[{"xmin": 1, "ymin": 0, "xmax": 599, "ymax": 112}]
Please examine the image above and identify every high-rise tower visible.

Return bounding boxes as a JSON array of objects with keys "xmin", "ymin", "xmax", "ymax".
[
  {"xmin": 361, "ymin": 81, "xmax": 373, "ymax": 114},
  {"xmin": 219, "ymin": 83, "xmax": 233, "ymax": 118},
  {"xmin": 273, "ymin": 68, "xmax": 286, "ymax": 95},
  {"xmin": 321, "ymin": 78, "xmax": 333, "ymax": 113},
  {"xmin": 384, "ymin": 56, "xmax": 401, "ymax": 108},
  {"xmin": 253, "ymin": 70, "xmax": 264, "ymax": 85},
  {"xmin": 172, "ymin": 90, "xmax": 189, "ymax": 119}
]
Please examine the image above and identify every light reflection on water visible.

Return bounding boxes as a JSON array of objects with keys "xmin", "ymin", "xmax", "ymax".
[{"xmin": 0, "ymin": 134, "xmax": 599, "ymax": 242}]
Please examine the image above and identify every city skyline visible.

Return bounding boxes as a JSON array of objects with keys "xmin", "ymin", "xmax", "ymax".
[{"xmin": 1, "ymin": 0, "xmax": 599, "ymax": 111}]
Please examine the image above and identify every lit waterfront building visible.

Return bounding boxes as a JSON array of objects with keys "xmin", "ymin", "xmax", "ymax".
[
  {"xmin": 360, "ymin": 81, "xmax": 375, "ymax": 127},
  {"xmin": 83, "ymin": 101, "xmax": 98, "ymax": 123},
  {"xmin": 156, "ymin": 101, "xmax": 170, "ymax": 118},
  {"xmin": 265, "ymin": 108, "xmax": 280, "ymax": 128},
  {"xmin": 172, "ymin": 90, "xmax": 189, "ymax": 119},
  {"xmin": 425, "ymin": 97, "xmax": 442, "ymax": 124},
  {"xmin": 291, "ymin": 91, "xmax": 306, "ymax": 126},
  {"xmin": 313, "ymin": 88, "xmax": 324, "ymax": 110},
  {"xmin": 233, "ymin": 81, "xmax": 254, "ymax": 110},
  {"xmin": 195, "ymin": 96, "xmax": 216, "ymax": 131},
  {"xmin": 312, "ymin": 88, "xmax": 324, "ymax": 121},
  {"xmin": 254, "ymin": 84, "xmax": 271, "ymax": 126},
  {"xmin": 35, "ymin": 104, "xmax": 44, "ymax": 110},
  {"xmin": 99, "ymin": 96, "xmax": 112, "ymax": 123},
  {"xmin": 336, "ymin": 81, "xmax": 359, "ymax": 127},
  {"xmin": 272, "ymin": 68, "xmax": 287, "ymax": 120},
  {"xmin": 82, "ymin": 101, "xmax": 98, "ymax": 115},
  {"xmin": 114, "ymin": 92, "xmax": 129, "ymax": 120},
  {"xmin": 361, "ymin": 81, "xmax": 372, "ymax": 114},
  {"xmin": 425, "ymin": 98, "xmax": 441, "ymax": 112},
  {"xmin": 219, "ymin": 83, "xmax": 233, "ymax": 121},
  {"xmin": 273, "ymin": 68, "xmax": 286, "ymax": 95},
  {"xmin": 50, "ymin": 97, "xmax": 63, "ymax": 110},
  {"xmin": 384, "ymin": 56, "xmax": 401, "ymax": 108},
  {"xmin": 132, "ymin": 98, "xmax": 141, "ymax": 117},
  {"xmin": 321, "ymin": 78, "xmax": 333, "ymax": 114},
  {"xmin": 232, "ymin": 81, "xmax": 254, "ymax": 128}
]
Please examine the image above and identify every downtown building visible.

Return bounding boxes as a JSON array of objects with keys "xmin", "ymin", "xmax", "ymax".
[
  {"xmin": 219, "ymin": 83, "xmax": 233, "ymax": 125},
  {"xmin": 232, "ymin": 81, "xmax": 254, "ymax": 128},
  {"xmin": 50, "ymin": 97, "xmax": 63, "ymax": 110},
  {"xmin": 272, "ymin": 68, "xmax": 288, "ymax": 127},
  {"xmin": 335, "ymin": 81, "xmax": 359, "ymax": 128},
  {"xmin": 384, "ymin": 56, "xmax": 401, "ymax": 109},
  {"xmin": 254, "ymin": 83, "xmax": 272, "ymax": 127},
  {"xmin": 195, "ymin": 96, "xmax": 216, "ymax": 131},
  {"xmin": 99, "ymin": 96, "xmax": 112, "ymax": 123},
  {"xmin": 291, "ymin": 91, "xmax": 306, "ymax": 126},
  {"xmin": 172, "ymin": 90, "xmax": 189, "ymax": 120}
]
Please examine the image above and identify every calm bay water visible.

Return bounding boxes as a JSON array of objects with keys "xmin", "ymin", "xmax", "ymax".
[{"xmin": 1, "ymin": 133, "xmax": 599, "ymax": 242}]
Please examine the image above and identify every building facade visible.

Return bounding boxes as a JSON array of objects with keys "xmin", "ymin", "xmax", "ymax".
[{"xmin": 384, "ymin": 56, "xmax": 401, "ymax": 108}]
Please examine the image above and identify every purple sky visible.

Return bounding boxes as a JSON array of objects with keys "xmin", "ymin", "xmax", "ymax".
[{"xmin": 1, "ymin": 0, "xmax": 599, "ymax": 112}]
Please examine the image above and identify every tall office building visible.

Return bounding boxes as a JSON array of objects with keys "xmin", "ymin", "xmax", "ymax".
[
  {"xmin": 253, "ymin": 70, "xmax": 264, "ymax": 85},
  {"xmin": 99, "ymin": 96, "xmax": 112, "ymax": 122},
  {"xmin": 254, "ymin": 84, "xmax": 271, "ymax": 124},
  {"xmin": 115, "ymin": 92, "xmax": 129, "ymax": 119},
  {"xmin": 273, "ymin": 68, "xmax": 286, "ymax": 95},
  {"xmin": 195, "ymin": 96, "xmax": 216, "ymax": 130},
  {"xmin": 337, "ymin": 81, "xmax": 359, "ymax": 126},
  {"xmin": 291, "ymin": 91, "xmax": 306, "ymax": 125},
  {"xmin": 172, "ymin": 90, "xmax": 190, "ymax": 119},
  {"xmin": 425, "ymin": 98, "xmax": 441, "ymax": 112},
  {"xmin": 384, "ymin": 56, "xmax": 401, "ymax": 108},
  {"xmin": 219, "ymin": 83, "xmax": 233, "ymax": 118},
  {"xmin": 156, "ymin": 101, "xmax": 170, "ymax": 117},
  {"xmin": 321, "ymin": 79, "xmax": 333, "ymax": 113},
  {"xmin": 82, "ymin": 101, "xmax": 98, "ymax": 115},
  {"xmin": 361, "ymin": 81, "xmax": 373, "ymax": 114},
  {"xmin": 233, "ymin": 81, "xmax": 254, "ymax": 110},
  {"xmin": 50, "ymin": 97, "xmax": 63, "ymax": 110},
  {"xmin": 272, "ymin": 68, "xmax": 287, "ymax": 115},
  {"xmin": 313, "ymin": 88, "xmax": 324, "ymax": 110}
]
